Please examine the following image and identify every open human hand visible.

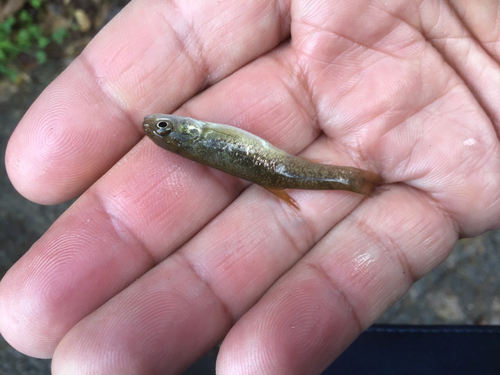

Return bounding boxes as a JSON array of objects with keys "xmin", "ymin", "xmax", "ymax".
[{"xmin": 3, "ymin": 1, "xmax": 500, "ymax": 374}]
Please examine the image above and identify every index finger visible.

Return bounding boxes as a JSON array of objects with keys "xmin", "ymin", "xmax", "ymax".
[{"xmin": 5, "ymin": 0, "xmax": 290, "ymax": 204}]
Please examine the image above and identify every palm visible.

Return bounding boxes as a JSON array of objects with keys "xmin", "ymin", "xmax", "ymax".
[{"xmin": 2, "ymin": 1, "xmax": 500, "ymax": 374}]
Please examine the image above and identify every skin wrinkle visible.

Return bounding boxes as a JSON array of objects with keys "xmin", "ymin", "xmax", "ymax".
[
  {"xmin": 330, "ymin": 60, "xmax": 397, "ymax": 129},
  {"xmin": 476, "ymin": 196, "xmax": 500, "ymax": 233},
  {"xmin": 226, "ymin": 86, "xmax": 282, "ymax": 124},
  {"xmin": 152, "ymin": 195, "xmax": 208, "ymax": 251},
  {"xmin": 178, "ymin": 251, "xmax": 237, "ymax": 326},
  {"xmin": 290, "ymin": 53, "xmax": 322, "ymax": 134},
  {"xmin": 448, "ymin": 169, "xmax": 500, "ymax": 236},
  {"xmin": 494, "ymin": 4, "xmax": 500, "ymax": 42},
  {"xmin": 141, "ymin": 149, "xmax": 222, "ymax": 222},
  {"xmin": 321, "ymin": 105, "xmax": 394, "ymax": 168},
  {"xmin": 321, "ymin": 27, "xmax": 406, "ymax": 61},
  {"xmin": 266, "ymin": 205, "xmax": 309, "ymax": 260},
  {"xmin": 449, "ymin": 1, "xmax": 499, "ymax": 49},
  {"xmin": 376, "ymin": 86, "xmax": 458, "ymax": 180},
  {"xmin": 393, "ymin": 114, "xmax": 448, "ymax": 177},
  {"xmin": 376, "ymin": 1, "xmax": 425, "ymax": 36},
  {"xmin": 394, "ymin": 136, "xmax": 424, "ymax": 179},
  {"xmin": 415, "ymin": 184, "xmax": 460, "ymax": 240},
  {"xmin": 296, "ymin": 37, "xmax": 428, "ymax": 154},
  {"xmin": 90, "ymin": 187, "xmax": 157, "ymax": 267},
  {"xmin": 295, "ymin": 6, "xmax": 423, "ymax": 61},
  {"xmin": 422, "ymin": 4, "xmax": 500, "ymax": 138},
  {"xmin": 488, "ymin": 4, "xmax": 500, "ymax": 46},
  {"xmin": 277, "ymin": 191, "xmax": 357, "ymax": 258},
  {"xmin": 294, "ymin": 211, "xmax": 323, "ymax": 253},
  {"xmin": 77, "ymin": 54, "xmax": 140, "ymax": 137},
  {"xmin": 294, "ymin": 57, "xmax": 343, "ymax": 148},
  {"xmin": 288, "ymin": 194, "xmax": 350, "ymax": 253},
  {"xmin": 353, "ymin": 208, "xmax": 417, "ymax": 285},
  {"xmin": 200, "ymin": 163, "xmax": 247, "ymax": 198},
  {"xmin": 271, "ymin": 52, "xmax": 321, "ymax": 136},
  {"xmin": 293, "ymin": 24, "xmax": 349, "ymax": 64},
  {"xmin": 158, "ymin": 1, "xmax": 212, "ymax": 92},
  {"xmin": 493, "ymin": 2, "xmax": 500, "ymax": 42},
  {"xmin": 275, "ymin": 0, "xmax": 292, "ymax": 37},
  {"xmin": 98, "ymin": 157, "xmax": 192, "ymax": 254},
  {"xmin": 250, "ymin": 1, "xmax": 281, "ymax": 44},
  {"xmin": 253, "ymin": 0, "xmax": 292, "ymax": 61},
  {"xmin": 305, "ymin": 260, "xmax": 364, "ymax": 334},
  {"xmin": 294, "ymin": 30, "xmax": 402, "ymax": 152},
  {"xmin": 165, "ymin": 0, "xmax": 289, "ymax": 92},
  {"xmin": 146, "ymin": 166, "xmax": 247, "ymax": 259}
]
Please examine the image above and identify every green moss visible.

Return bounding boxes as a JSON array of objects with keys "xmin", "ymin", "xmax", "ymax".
[{"xmin": 0, "ymin": 0, "xmax": 70, "ymax": 81}]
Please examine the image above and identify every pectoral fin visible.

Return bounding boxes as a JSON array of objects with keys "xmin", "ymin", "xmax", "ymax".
[
  {"xmin": 263, "ymin": 187, "xmax": 300, "ymax": 210},
  {"xmin": 298, "ymin": 156, "xmax": 324, "ymax": 164}
]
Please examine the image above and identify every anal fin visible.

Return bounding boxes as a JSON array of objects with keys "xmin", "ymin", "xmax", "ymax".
[{"xmin": 263, "ymin": 187, "xmax": 300, "ymax": 210}]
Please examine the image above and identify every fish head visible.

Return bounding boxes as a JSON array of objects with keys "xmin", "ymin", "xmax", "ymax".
[{"xmin": 142, "ymin": 114, "xmax": 202, "ymax": 154}]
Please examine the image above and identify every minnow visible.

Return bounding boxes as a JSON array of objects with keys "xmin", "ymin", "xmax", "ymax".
[{"xmin": 142, "ymin": 114, "xmax": 381, "ymax": 209}]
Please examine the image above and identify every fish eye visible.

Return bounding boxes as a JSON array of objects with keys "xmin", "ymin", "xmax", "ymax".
[{"xmin": 156, "ymin": 120, "xmax": 173, "ymax": 136}]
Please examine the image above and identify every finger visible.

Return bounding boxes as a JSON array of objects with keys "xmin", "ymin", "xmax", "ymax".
[
  {"xmin": 46, "ymin": 21, "xmax": 495, "ymax": 368},
  {"xmin": 50, "ymin": 166, "xmax": 371, "ymax": 374},
  {"xmin": 291, "ymin": 0, "xmax": 500, "ymax": 235},
  {"xmin": 2, "ymin": 31, "xmax": 390, "ymax": 365},
  {"xmin": 448, "ymin": 0, "xmax": 500, "ymax": 60},
  {"xmin": 0, "ymin": 43, "xmax": 326, "ymax": 358},
  {"xmin": 5, "ymin": 0, "xmax": 290, "ymax": 204},
  {"xmin": 3, "ymin": 0, "xmax": 500, "ymax": 368},
  {"xmin": 419, "ymin": 1, "xmax": 500, "ymax": 134},
  {"xmin": 216, "ymin": 186, "xmax": 458, "ymax": 375}
]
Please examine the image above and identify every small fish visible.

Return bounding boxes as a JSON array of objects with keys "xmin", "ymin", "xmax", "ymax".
[{"xmin": 142, "ymin": 114, "xmax": 381, "ymax": 209}]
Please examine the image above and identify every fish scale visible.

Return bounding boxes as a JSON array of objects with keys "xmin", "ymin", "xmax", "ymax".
[{"xmin": 143, "ymin": 114, "xmax": 382, "ymax": 209}]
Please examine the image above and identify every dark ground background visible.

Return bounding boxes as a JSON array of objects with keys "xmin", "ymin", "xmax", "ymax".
[{"xmin": 1, "ymin": 5, "xmax": 500, "ymax": 375}]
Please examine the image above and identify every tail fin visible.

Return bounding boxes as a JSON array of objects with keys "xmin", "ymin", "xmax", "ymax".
[{"xmin": 356, "ymin": 170, "xmax": 383, "ymax": 197}]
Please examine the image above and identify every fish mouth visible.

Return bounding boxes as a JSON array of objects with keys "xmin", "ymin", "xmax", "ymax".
[{"xmin": 142, "ymin": 115, "xmax": 157, "ymax": 136}]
